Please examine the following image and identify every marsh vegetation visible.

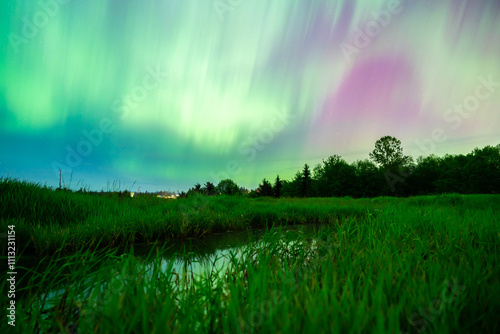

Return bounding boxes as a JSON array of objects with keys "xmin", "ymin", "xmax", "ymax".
[{"xmin": 1, "ymin": 179, "xmax": 499, "ymax": 333}]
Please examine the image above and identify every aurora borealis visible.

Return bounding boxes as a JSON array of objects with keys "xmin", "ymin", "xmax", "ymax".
[{"xmin": 1, "ymin": 0, "xmax": 499, "ymax": 191}]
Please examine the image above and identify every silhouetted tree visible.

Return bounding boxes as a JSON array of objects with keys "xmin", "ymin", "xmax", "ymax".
[
  {"xmin": 253, "ymin": 142, "xmax": 498, "ymax": 198},
  {"xmin": 204, "ymin": 182, "xmax": 215, "ymax": 195},
  {"xmin": 300, "ymin": 164, "xmax": 312, "ymax": 197},
  {"xmin": 369, "ymin": 136, "xmax": 410, "ymax": 169},
  {"xmin": 311, "ymin": 164, "xmax": 323, "ymax": 196},
  {"xmin": 273, "ymin": 175, "xmax": 282, "ymax": 198},
  {"xmin": 216, "ymin": 179, "xmax": 241, "ymax": 196},
  {"xmin": 257, "ymin": 178, "xmax": 273, "ymax": 197},
  {"xmin": 351, "ymin": 159, "xmax": 382, "ymax": 197},
  {"xmin": 407, "ymin": 155, "xmax": 442, "ymax": 195},
  {"xmin": 462, "ymin": 146, "xmax": 500, "ymax": 194},
  {"xmin": 370, "ymin": 136, "xmax": 413, "ymax": 195},
  {"xmin": 314, "ymin": 155, "xmax": 356, "ymax": 197},
  {"xmin": 281, "ymin": 172, "xmax": 302, "ymax": 197},
  {"xmin": 433, "ymin": 154, "xmax": 468, "ymax": 193},
  {"xmin": 280, "ymin": 179, "xmax": 294, "ymax": 197}
]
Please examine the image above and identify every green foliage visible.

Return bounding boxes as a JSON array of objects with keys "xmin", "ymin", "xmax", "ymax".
[
  {"xmin": 407, "ymin": 145, "xmax": 500, "ymax": 195},
  {"xmin": 216, "ymin": 179, "xmax": 242, "ymax": 196},
  {"xmin": 273, "ymin": 175, "xmax": 282, "ymax": 198},
  {"xmin": 369, "ymin": 135, "xmax": 411, "ymax": 169},
  {"xmin": 0, "ymin": 177, "xmax": 94, "ymax": 226},
  {"xmin": 4, "ymin": 194, "xmax": 500, "ymax": 333},
  {"xmin": 313, "ymin": 155, "xmax": 356, "ymax": 197},
  {"xmin": 0, "ymin": 179, "xmax": 371, "ymax": 256},
  {"xmin": 279, "ymin": 139, "xmax": 498, "ymax": 198},
  {"xmin": 300, "ymin": 163, "xmax": 312, "ymax": 197},
  {"xmin": 204, "ymin": 181, "xmax": 216, "ymax": 195},
  {"xmin": 352, "ymin": 159, "xmax": 382, "ymax": 197},
  {"xmin": 257, "ymin": 178, "xmax": 273, "ymax": 197},
  {"xmin": 282, "ymin": 172, "xmax": 303, "ymax": 197}
]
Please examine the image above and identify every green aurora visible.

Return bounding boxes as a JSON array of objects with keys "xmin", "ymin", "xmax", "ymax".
[{"xmin": 1, "ymin": 0, "xmax": 499, "ymax": 191}]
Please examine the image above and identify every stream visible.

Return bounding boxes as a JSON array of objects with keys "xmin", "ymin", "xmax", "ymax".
[{"xmin": 29, "ymin": 224, "xmax": 324, "ymax": 317}]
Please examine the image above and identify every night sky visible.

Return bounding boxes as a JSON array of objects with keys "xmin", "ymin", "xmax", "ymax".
[{"xmin": 1, "ymin": 0, "xmax": 499, "ymax": 192}]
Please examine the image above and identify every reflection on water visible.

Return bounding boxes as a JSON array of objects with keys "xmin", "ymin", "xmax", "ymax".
[
  {"xmin": 33, "ymin": 224, "xmax": 323, "ymax": 316},
  {"xmin": 133, "ymin": 223, "xmax": 321, "ymax": 281}
]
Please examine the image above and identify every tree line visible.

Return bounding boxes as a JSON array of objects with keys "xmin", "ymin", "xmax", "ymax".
[{"xmin": 186, "ymin": 136, "xmax": 499, "ymax": 198}]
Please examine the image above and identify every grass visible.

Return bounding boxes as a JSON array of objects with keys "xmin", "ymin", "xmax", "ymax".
[
  {"xmin": 1, "ymin": 178, "xmax": 372, "ymax": 256},
  {"xmin": 1, "ymin": 178, "xmax": 499, "ymax": 333}
]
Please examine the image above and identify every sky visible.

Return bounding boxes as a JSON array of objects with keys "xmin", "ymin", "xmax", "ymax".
[{"xmin": 1, "ymin": 0, "xmax": 499, "ymax": 192}]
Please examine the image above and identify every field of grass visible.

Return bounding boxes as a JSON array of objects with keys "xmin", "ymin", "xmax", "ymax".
[
  {"xmin": 1, "ymin": 178, "xmax": 374, "ymax": 256},
  {"xmin": 1, "ymin": 178, "xmax": 500, "ymax": 333}
]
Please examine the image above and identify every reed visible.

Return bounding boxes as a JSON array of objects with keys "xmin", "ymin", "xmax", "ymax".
[
  {"xmin": 2, "ymin": 177, "xmax": 499, "ymax": 333},
  {"xmin": 1, "ymin": 178, "xmax": 374, "ymax": 256}
]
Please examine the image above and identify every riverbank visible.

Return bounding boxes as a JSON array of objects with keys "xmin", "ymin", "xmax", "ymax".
[
  {"xmin": 1, "ymin": 178, "xmax": 499, "ymax": 257},
  {"xmin": 3, "ymin": 205, "xmax": 499, "ymax": 333}
]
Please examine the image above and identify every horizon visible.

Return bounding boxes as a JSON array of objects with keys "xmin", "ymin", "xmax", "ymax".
[
  {"xmin": 2, "ymin": 0, "xmax": 500, "ymax": 192},
  {"xmin": 2, "ymin": 141, "xmax": 498, "ymax": 193}
]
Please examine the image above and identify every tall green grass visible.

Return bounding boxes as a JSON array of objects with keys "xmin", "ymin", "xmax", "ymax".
[
  {"xmin": 4, "ymin": 199, "xmax": 499, "ymax": 333},
  {"xmin": 1, "ymin": 178, "xmax": 374, "ymax": 256},
  {"xmin": 2, "ymin": 178, "xmax": 499, "ymax": 332}
]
